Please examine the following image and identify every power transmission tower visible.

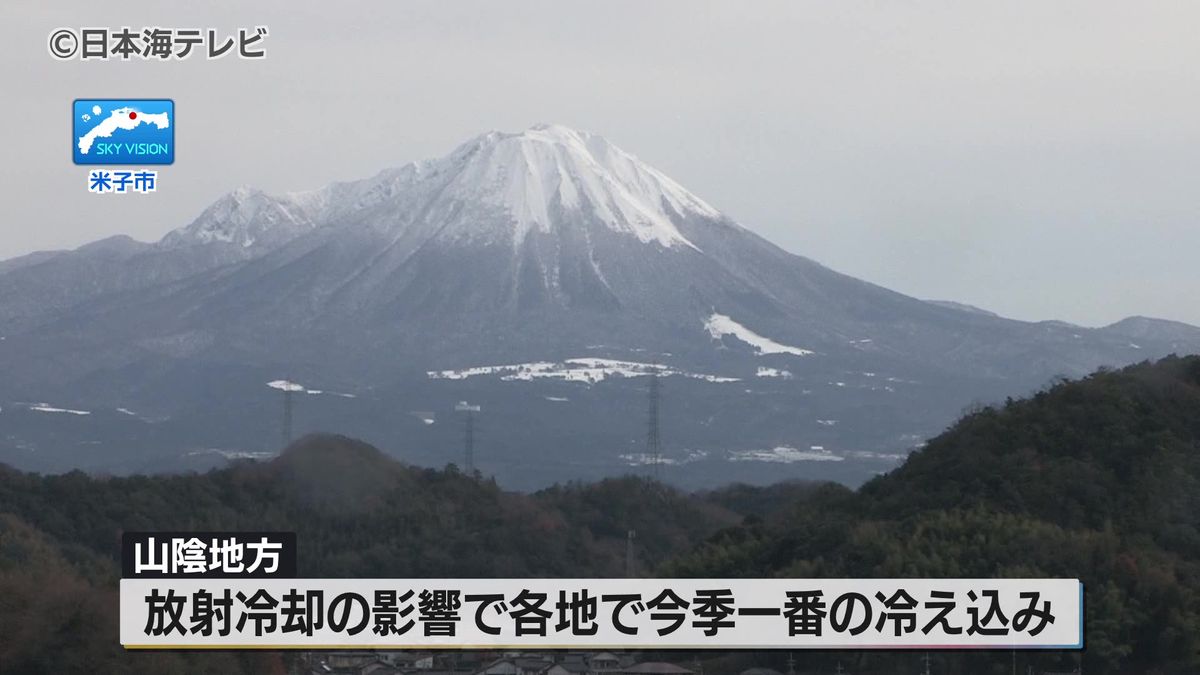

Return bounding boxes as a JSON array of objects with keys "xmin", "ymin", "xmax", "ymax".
[
  {"xmin": 455, "ymin": 401, "xmax": 481, "ymax": 474},
  {"xmin": 625, "ymin": 529, "xmax": 637, "ymax": 577},
  {"xmin": 647, "ymin": 371, "xmax": 661, "ymax": 479},
  {"xmin": 282, "ymin": 383, "xmax": 293, "ymax": 447},
  {"xmin": 464, "ymin": 410, "xmax": 474, "ymax": 472}
]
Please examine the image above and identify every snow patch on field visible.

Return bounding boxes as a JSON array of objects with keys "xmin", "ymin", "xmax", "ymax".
[
  {"xmin": 428, "ymin": 358, "xmax": 739, "ymax": 385},
  {"xmin": 728, "ymin": 446, "xmax": 844, "ymax": 463},
  {"xmin": 410, "ymin": 411, "xmax": 436, "ymax": 425},
  {"xmin": 620, "ymin": 449, "xmax": 708, "ymax": 466},
  {"xmin": 704, "ymin": 313, "xmax": 813, "ymax": 356},
  {"xmin": 267, "ymin": 380, "xmax": 357, "ymax": 398},
  {"xmin": 186, "ymin": 448, "xmax": 276, "ymax": 461},
  {"xmin": 847, "ymin": 450, "xmax": 908, "ymax": 462},
  {"xmin": 26, "ymin": 403, "xmax": 91, "ymax": 416}
]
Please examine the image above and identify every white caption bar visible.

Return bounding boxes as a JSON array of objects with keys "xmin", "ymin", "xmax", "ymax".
[{"xmin": 121, "ymin": 578, "xmax": 1082, "ymax": 649}]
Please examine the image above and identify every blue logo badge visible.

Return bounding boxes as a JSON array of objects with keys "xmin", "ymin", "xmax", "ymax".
[{"xmin": 73, "ymin": 99, "xmax": 174, "ymax": 165}]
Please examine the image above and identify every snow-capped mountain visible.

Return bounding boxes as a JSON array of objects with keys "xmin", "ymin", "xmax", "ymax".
[
  {"xmin": 2, "ymin": 124, "xmax": 1198, "ymax": 487},
  {"xmin": 332, "ymin": 123, "xmax": 721, "ymax": 248},
  {"xmin": 159, "ymin": 186, "xmax": 319, "ymax": 251},
  {"xmin": 160, "ymin": 124, "xmax": 719, "ymax": 252}
]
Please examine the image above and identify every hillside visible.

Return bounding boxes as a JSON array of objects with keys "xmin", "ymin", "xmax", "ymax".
[
  {"xmin": 0, "ymin": 434, "xmax": 737, "ymax": 581},
  {"xmin": 0, "ymin": 435, "xmax": 738, "ymax": 674},
  {"xmin": 2, "ymin": 357, "xmax": 1200, "ymax": 672},
  {"xmin": 667, "ymin": 355, "xmax": 1200, "ymax": 673}
]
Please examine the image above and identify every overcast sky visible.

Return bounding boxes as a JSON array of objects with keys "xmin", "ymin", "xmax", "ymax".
[{"xmin": 4, "ymin": 1, "xmax": 1198, "ymax": 326}]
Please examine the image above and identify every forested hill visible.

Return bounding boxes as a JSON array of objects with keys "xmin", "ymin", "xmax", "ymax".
[
  {"xmin": 0, "ymin": 434, "xmax": 738, "ymax": 580},
  {"xmin": 667, "ymin": 355, "xmax": 1200, "ymax": 673},
  {"xmin": 0, "ymin": 436, "xmax": 740, "ymax": 674},
  {"xmin": 3, "ymin": 356, "xmax": 1200, "ymax": 673}
]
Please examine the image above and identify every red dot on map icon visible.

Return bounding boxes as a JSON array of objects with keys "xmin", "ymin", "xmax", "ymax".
[{"xmin": 129, "ymin": 112, "xmax": 137, "ymax": 120}]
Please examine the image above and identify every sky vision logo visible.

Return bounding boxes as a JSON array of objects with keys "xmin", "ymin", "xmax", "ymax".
[{"xmin": 73, "ymin": 99, "xmax": 174, "ymax": 165}]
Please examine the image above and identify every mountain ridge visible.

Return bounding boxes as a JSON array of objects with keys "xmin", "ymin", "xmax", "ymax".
[
  {"xmin": 1, "ymin": 124, "xmax": 1199, "ymax": 486},
  {"xmin": 157, "ymin": 123, "xmax": 726, "ymax": 255}
]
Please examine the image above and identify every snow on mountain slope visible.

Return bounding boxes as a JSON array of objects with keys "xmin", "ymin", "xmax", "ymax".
[
  {"xmin": 158, "ymin": 124, "xmax": 722, "ymax": 254},
  {"xmin": 704, "ymin": 313, "xmax": 814, "ymax": 356},
  {"xmin": 4, "ymin": 123, "xmax": 1200, "ymax": 487},
  {"xmin": 128, "ymin": 124, "xmax": 762, "ymax": 327},
  {"xmin": 430, "ymin": 124, "xmax": 717, "ymax": 248},
  {"xmin": 1099, "ymin": 316, "xmax": 1200, "ymax": 344},
  {"xmin": 159, "ymin": 186, "xmax": 318, "ymax": 250},
  {"xmin": 11, "ymin": 123, "xmax": 1194, "ymax": 379},
  {"xmin": 427, "ymin": 357, "xmax": 740, "ymax": 384}
]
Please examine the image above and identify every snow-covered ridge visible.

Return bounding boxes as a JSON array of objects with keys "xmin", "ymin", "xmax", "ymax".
[
  {"xmin": 704, "ymin": 313, "xmax": 814, "ymax": 356},
  {"xmin": 160, "ymin": 124, "xmax": 725, "ymax": 252},
  {"xmin": 161, "ymin": 187, "xmax": 318, "ymax": 250}
]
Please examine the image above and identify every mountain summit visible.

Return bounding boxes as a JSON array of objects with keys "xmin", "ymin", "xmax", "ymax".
[
  {"xmin": 147, "ymin": 124, "xmax": 759, "ymax": 320},
  {"xmin": 397, "ymin": 123, "xmax": 720, "ymax": 248},
  {"xmin": 2, "ymin": 125, "xmax": 1199, "ymax": 486},
  {"xmin": 162, "ymin": 124, "xmax": 721, "ymax": 254}
]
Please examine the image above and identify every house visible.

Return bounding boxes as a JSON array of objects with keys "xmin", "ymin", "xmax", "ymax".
[
  {"xmin": 301, "ymin": 650, "xmax": 468, "ymax": 675},
  {"xmin": 738, "ymin": 669, "xmax": 785, "ymax": 675},
  {"xmin": 311, "ymin": 652, "xmax": 390, "ymax": 675},
  {"xmin": 378, "ymin": 652, "xmax": 436, "ymax": 670},
  {"xmin": 361, "ymin": 664, "xmax": 402, "ymax": 675},
  {"xmin": 547, "ymin": 660, "xmax": 590, "ymax": 675},
  {"xmin": 472, "ymin": 652, "xmax": 690, "ymax": 675},
  {"xmin": 477, "ymin": 657, "xmax": 557, "ymax": 675},
  {"xmin": 587, "ymin": 652, "xmax": 628, "ymax": 673},
  {"xmin": 620, "ymin": 662, "xmax": 695, "ymax": 675}
]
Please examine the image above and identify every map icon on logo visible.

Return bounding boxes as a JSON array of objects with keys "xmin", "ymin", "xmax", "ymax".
[{"xmin": 73, "ymin": 99, "xmax": 174, "ymax": 165}]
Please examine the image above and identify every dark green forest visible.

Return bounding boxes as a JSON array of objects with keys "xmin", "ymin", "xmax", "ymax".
[{"xmin": 3, "ymin": 355, "xmax": 1200, "ymax": 674}]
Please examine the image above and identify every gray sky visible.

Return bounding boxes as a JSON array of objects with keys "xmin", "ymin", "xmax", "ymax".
[{"xmin": 4, "ymin": 0, "xmax": 1198, "ymax": 326}]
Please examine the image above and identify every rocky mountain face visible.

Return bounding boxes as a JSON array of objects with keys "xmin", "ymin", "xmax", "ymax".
[{"xmin": 2, "ymin": 124, "xmax": 1198, "ymax": 487}]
